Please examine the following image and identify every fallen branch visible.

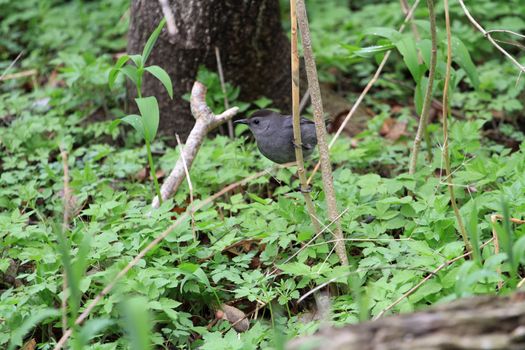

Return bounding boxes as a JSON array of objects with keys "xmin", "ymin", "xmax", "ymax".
[
  {"xmin": 288, "ymin": 291, "xmax": 525, "ymax": 350},
  {"xmin": 151, "ymin": 81, "xmax": 239, "ymax": 208}
]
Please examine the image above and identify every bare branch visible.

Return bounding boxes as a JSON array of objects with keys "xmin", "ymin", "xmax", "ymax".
[
  {"xmin": 151, "ymin": 81, "xmax": 239, "ymax": 208},
  {"xmin": 214, "ymin": 46, "xmax": 234, "ymax": 138},
  {"xmin": 158, "ymin": 0, "xmax": 177, "ymax": 37},
  {"xmin": 458, "ymin": 0, "xmax": 525, "ymax": 73}
]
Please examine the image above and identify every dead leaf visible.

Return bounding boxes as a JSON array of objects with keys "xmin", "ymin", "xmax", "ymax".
[
  {"xmin": 385, "ymin": 120, "xmax": 407, "ymax": 141},
  {"xmin": 22, "ymin": 338, "xmax": 36, "ymax": 350},
  {"xmin": 219, "ymin": 304, "xmax": 250, "ymax": 332}
]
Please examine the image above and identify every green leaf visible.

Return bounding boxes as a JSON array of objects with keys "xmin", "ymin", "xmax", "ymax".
[
  {"xmin": 121, "ymin": 114, "xmax": 144, "ymax": 137},
  {"xmin": 120, "ymin": 65, "xmax": 139, "ymax": 86},
  {"xmin": 362, "ymin": 27, "xmax": 400, "ymax": 41},
  {"xmin": 108, "ymin": 54, "xmax": 130, "ymax": 89},
  {"xmin": 145, "ymin": 65, "xmax": 173, "ymax": 98},
  {"xmin": 8, "ymin": 309, "xmax": 61, "ymax": 350},
  {"xmin": 74, "ymin": 318, "xmax": 114, "ymax": 350},
  {"xmin": 451, "ymin": 36, "xmax": 479, "ymax": 90},
  {"xmin": 466, "ymin": 201, "xmax": 481, "ymax": 266},
  {"xmin": 121, "ymin": 296, "xmax": 152, "ymax": 350},
  {"xmin": 142, "ymin": 18, "xmax": 166, "ymax": 64},
  {"xmin": 395, "ymin": 35, "xmax": 422, "ymax": 82},
  {"xmin": 350, "ymin": 44, "xmax": 395, "ymax": 58},
  {"xmin": 135, "ymin": 97, "xmax": 160, "ymax": 142},
  {"xmin": 129, "ymin": 54, "xmax": 143, "ymax": 68}
]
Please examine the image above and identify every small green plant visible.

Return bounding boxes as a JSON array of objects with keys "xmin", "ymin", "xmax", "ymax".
[{"xmin": 108, "ymin": 19, "xmax": 173, "ymax": 204}]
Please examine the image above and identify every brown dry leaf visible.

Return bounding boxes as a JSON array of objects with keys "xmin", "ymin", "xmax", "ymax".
[
  {"xmin": 385, "ymin": 120, "xmax": 408, "ymax": 141},
  {"xmin": 219, "ymin": 304, "xmax": 250, "ymax": 332},
  {"xmin": 380, "ymin": 118, "xmax": 396, "ymax": 136},
  {"xmin": 134, "ymin": 168, "xmax": 147, "ymax": 182},
  {"xmin": 22, "ymin": 338, "xmax": 36, "ymax": 350}
]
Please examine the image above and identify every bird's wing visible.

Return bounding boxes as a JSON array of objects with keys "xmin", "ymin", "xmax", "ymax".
[{"xmin": 283, "ymin": 116, "xmax": 315, "ymax": 128}]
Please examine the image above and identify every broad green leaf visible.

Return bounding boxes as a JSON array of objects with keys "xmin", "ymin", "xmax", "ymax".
[
  {"xmin": 363, "ymin": 27, "xmax": 400, "ymax": 41},
  {"xmin": 55, "ymin": 225, "xmax": 81, "ymax": 320},
  {"xmin": 351, "ymin": 44, "xmax": 395, "ymax": 58},
  {"xmin": 108, "ymin": 54, "xmax": 130, "ymax": 89},
  {"xmin": 121, "ymin": 114, "xmax": 144, "ymax": 138},
  {"xmin": 417, "ymin": 39, "xmax": 431, "ymax": 69},
  {"xmin": 414, "ymin": 76, "xmax": 427, "ymax": 115},
  {"xmin": 74, "ymin": 318, "xmax": 114, "ymax": 350},
  {"xmin": 8, "ymin": 309, "xmax": 61, "ymax": 350},
  {"xmin": 145, "ymin": 65, "xmax": 173, "ymax": 98},
  {"xmin": 395, "ymin": 35, "xmax": 422, "ymax": 82},
  {"xmin": 466, "ymin": 202, "xmax": 481, "ymax": 266},
  {"xmin": 142, "ymin": 18, "xmax": 166, "ymax": 64},
  {"xmin": 129, "ymin": 54, "xmax": 143, "ymax": 68},
  {"xmin": 451, "ymin": 36, "xmax": 479, "ymax": 90},
  {"xmin": 513, "ymin": 235, "xmax": 525, "ymax": 267},
  {"xmin": 120, "ymin": 65, "xmax": 139, "ymax": 86},
  {"xmin": 122, "ymin": 296, "xmax": 152, "ymax": 350},
  {"xmin": 135, "ymin": 97, "xmax": 160, "ymax": 142}
]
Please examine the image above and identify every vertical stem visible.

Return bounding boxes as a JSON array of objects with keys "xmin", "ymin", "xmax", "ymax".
[
  {"xmin": 290, "ymin": 0, "xmax": 321, "ymax": 234},
  {"xmin": 408, "ymin": 0, "xmax": 437, "ymax": 175},
  {"xmin": 145, "ymin": 138, "xmax": 163, "ymax": 205},
  {"xmin": 443, "ymin": 0, "xmax": 471, "ymax": 252},
  {"xmin": 215, "ymin": 46, "xmax": 234, "ymax": 138},
  {"xmin": 296, "ymin": 0, "xmax": 348, "ymax": 266}
]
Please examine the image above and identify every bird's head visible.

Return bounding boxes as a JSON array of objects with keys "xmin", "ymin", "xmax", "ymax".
[{"xmin": 234, "ymin": 109, "xmax": 276, "ymax": 136}]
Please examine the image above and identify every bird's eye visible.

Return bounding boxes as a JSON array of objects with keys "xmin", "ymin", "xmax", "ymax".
[{"xmin": 253, "ymin": 119, "xmax": 260, "ymax": 125}]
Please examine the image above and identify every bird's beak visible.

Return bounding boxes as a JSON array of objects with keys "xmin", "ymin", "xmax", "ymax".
[{"xmin": 234, "ymin": 119, "xmax": 249, "ymax": 125}]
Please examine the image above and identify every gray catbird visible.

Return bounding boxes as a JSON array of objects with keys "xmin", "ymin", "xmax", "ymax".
[{"xmin": 235, "ymin": 109, "xmax": 317, "ymax": 164}]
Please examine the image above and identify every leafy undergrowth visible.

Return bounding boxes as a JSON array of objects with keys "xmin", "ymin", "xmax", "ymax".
[{"xmin": 2, "ymin": 0, "xmax": 525, "ymax": 349}]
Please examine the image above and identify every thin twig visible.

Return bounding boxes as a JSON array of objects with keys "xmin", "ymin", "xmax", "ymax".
[
  {"xmin": 408, "ymin": 0, "xmax": 437, "ymax": 174},
  {"xmin": 158, "ymin": 0, "xmax": 177, "ymax": 37},
  {"xmin": 214, "ymin": 47, "xmax": 234, "ymax": 138},
  {"xmin": 290, "ymin": 0, "xmax": 322, "ymax": 234},
  {"xmin": 374, "ymin": 237, "xmax": 495, "ymax": 319},
  {"xmin": 297, "ymin": 0, "xmax": 348, "ymax": 265},
  {"xmin": 0, "ymin": 69, "xmax": 37, "ymax": 82},
  {"xmin": 0, "ymin": 51, "xmax": 24, "ymax": 80},
  {"xmin": 60, "ymin": 147, "xmax": 71, "ymax": 335},
  {"xmin": 176, "ymin": 134, "xmax": 196, "ymax": 241},
  {"xmin": 457, "ymin": 0, "xmax": 525, "ymax": 73},
  {"xmin": 307, "ymin": 0, "xmax": 421, "ymax": 185},
  {"xmin": 442, "ymin": 0, "xmax": 471, "ymax": 251},
  {"xmin": 53, "ymin": 166, "xmax": 279, "ymax": 350},
  {"xmin": 299, "ymin": 89, "xmax": 310, "ymax": 113}
]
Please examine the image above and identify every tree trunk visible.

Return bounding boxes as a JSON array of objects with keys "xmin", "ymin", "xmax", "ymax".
[
  {"xmin": 287, "ymin": 293, "xmax": 525, "ymax": 350},
  {"xmin": 127, "ymin": 0, "xmax": 291, "ymax": 144}
]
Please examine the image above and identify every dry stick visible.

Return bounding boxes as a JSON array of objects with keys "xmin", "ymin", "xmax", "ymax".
[
  {"xmin": 158, "ymin": 0, "xmax": 177, "ymax": 37},
  {"xmin": 53, "ymin": 167, "xmax": 276, "ymax": 350},
  {"xmin": 306, "ymin": 0, "xmax": 421, "ymax": 185},
  {"xmin": 485, "ymin": 29, "xmax": 525, "ymax": 40},
  {"xmin": 442, "ymin": 0, "xmax": 471, "ymax": 252},
  {"xmin": 374, "ymin": 237, "xmax": 495, "ymax": 320},
  {"xmin": 457, "ymin": 0, "xmax": 525, "ymax": 73},
  {"xmin": 0, "ymin": 51, "xmax": 24, "ymax": 80},
  {"xmin": 151, "ymin": 81, "xmax": 239, "ymax": 208},
  {"xmin": 297, "ymin": 0, "xmax": 348, "ymax": 265},
  {"xmin": 408, "ymin": 0, "xmax": 437, "ymax": 175},
  {"xmin": 60, "ymin": 148, "xmax": 72, "ymax": 335},
  {"xmin": 290, "ymin": 0, "xmax": 322, "ymax": 234},
  {"xmin": 176, "ymin": 134, "xmax": 196, "ymax": 241},
  {"xmin": 215, "ymin": 46, "xmax": 234, "ymax": 138},
  {"xmin": 0, "ymin": 69, "xmax": 37, "ymax": 81}
]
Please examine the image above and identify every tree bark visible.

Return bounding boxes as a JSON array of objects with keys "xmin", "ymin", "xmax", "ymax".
[
  {"xmin": 127, "ymin": 0, "xmax": 291, "ymax": 144},
  {"xmin": 287, "ymin": 293, "xmax": 525, "ymax": 350}
]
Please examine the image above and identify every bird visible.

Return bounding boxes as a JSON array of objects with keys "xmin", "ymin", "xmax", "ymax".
[{"xmin": 234, "ymin": 109, "xmax": 317, "ymax": 164}]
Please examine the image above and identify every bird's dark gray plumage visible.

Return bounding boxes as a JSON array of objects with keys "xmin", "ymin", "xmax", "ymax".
[{"xmin": 235, "ymin": 109, "xmax": 317, "ymax": 164}]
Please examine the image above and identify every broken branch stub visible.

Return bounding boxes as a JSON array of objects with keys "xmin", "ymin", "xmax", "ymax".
[{"xmin": 151, "ymin": 81, "xmax": 239, "ymax": 208}]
